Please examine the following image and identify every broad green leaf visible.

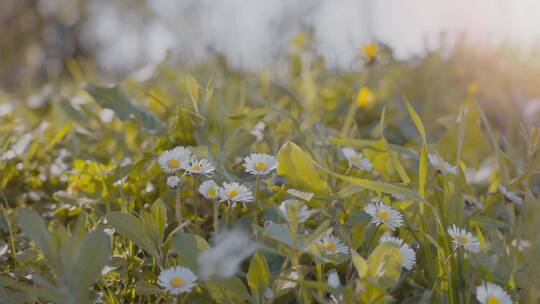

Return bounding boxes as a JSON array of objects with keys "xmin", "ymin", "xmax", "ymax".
[
  {"xmin": 351, "ymin": 250, "xmax": 368, "ymax": 278},
  {"xmin": 327, "ymin": 170, "xmax": 427, "ymax": 204},
  {"xmin": 69, "ymin": 231, "xmax": 110, "ymax": 302},
  {"xmin": 85, "ymin": 84, "xmax": 163, "ymax": 134},
  {"xmin": 172, "ymin": 233, "xmax": 209, "ymax": 271},
  {"xmin": 247, "ymin": 251, "xmax": 270, "ymax": 301},
  {"xmin": 107, "ymin": 212, "xmax": 159, "ymax": 261},
  {"xmin": 205, "ymin": 277, "xmax": 251, "ymax": 304},
  {"xmin": 17, "ymin": 209, "xmax": 57, "ymax": 272},
  {"xmin": 151, "ymin": 199, "xmax": 167, "ymax": 243},
  {"xmin": 367, "ymin": 243, "xmax": 402, "ymax": 289},
  {"xmin": 276, "ymin": 141, "xmax": 330, "ymax": 194}
]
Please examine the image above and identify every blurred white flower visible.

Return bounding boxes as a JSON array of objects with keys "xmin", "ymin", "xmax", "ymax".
[
  {"xmin": 428, "ymin": 153, "xmax": 457, "ymax": 175},
  {"xmin": 278, "ymin": 199, "xmax": 312, "ymax": 224},
  {"xmin": 167, "ymin": 176, "xmax": 180, "ymax": 190},
  {"xmin": 511, "ymin": 239, "xmax": 531, "ymax": 252},
  {"xmin": 447, "ymin": 225, "xmax": 480, "ymax": 253},
  {"xmin": 364, "ymin": 200, "xmax": 403, "ymax": 230},
  {"xmin": 327, "ymin": 269, "xmax": 341, "ymax": 288},
  {"xmin": 476, "ymin": 282, "xmax": 512, "ymax": 304},
  {"xmin": 183, "ymin": 158, "xmax": 215, "ymax": 176},
  {"xmin": 243, "ymin": 153, "xmax": 277, "ymax": 176},
  {"xmin": 158, "ymin": 146, "xmax": 192, "ymax": 173},
  {"xmin": 158, "ymin": 266, "xmax": 198, "ymax": 295},
  {"xmin": 499, "ymin": 185, "xmax": 523, "ymax": 205},
  {"xmin": 219, "ymin": 182, "xmax": 254, "ymax": 206},
  {"xmin": 319, "ymin": 234, "xmax": 348, "ymax": 254},
  {"xmin": 250, "ymin": 122, "xmax": 266, "ymax": 142},
  {"xmin": 199, "ymin": 180, "xmax": 220, "ymax": 200},
  {"xmin": 197, "ymin": 230, "xmax": 258, "ymax": 279},
  {"xmin": 379, "ymin": 235, "xmax": 416, "ymax": 271},
  {"xmin": 341, "ymin": 147, "xmax": 372, "ymax": 171}
]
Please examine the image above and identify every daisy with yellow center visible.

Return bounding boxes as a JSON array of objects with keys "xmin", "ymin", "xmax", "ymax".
[
  {"xmin": 476, "ymin": 282, "xmax": 512, "ymax": 304},
  {"xmin": 158, "ymin": 146, "xmax": 192, "ymax": 173},
  {"xmin": 199, "ymin": 180, "xmax": 220, "ymax": 199},
  {"xmin": 447, "ymin": 225, "xmax": 481, "ymax": 253},
  {"xmin": 341, "ymin": 147, "xmax": 372, "ymax": 171},
  {"xmin": 183, "ymin": 158, "xmax": 215, "ymax": 176},
  {"xmin": 158, "ymin": 266, "xmax": 197, "ymax": 295},
  {"xmin": 219, "ymin": 182, "xmax": 253, "ymax": 206},
  {"xmin": 278, "ymin": 199, "xmax": 312, "ymax": 224},
  {"xmin": 379, "ymin": 235, "xmax": 416, "ymax": 271},
  {"xmin": 364, "ymin": 200, "xmax": 403, "ymax": 230},
  {"xmin": 319, "ymin": 234, "xmax": 348, "ymax": 254},
  {"xmin": 243, "ymin": 153, "xmax": 277, "ymax": 176}
]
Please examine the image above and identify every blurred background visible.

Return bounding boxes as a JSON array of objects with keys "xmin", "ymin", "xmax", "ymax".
[{"xmin": 1, "ymin": 0, "xmax": 540, "ymax": 128}]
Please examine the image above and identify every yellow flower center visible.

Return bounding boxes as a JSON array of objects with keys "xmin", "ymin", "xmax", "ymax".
[
  {"xmin": 170, "ymin": 276, "xmax": 184, "ymax": 288},
  {"xmin": 350, "ymin": 155, "xmax": 359, "ymax": 165},
  {"xmin": 167, "ymin": 159, "xmax": 180, "ymax": 168},
  {"xmin": 207, "ymin": 187, "xmax": 217, "ymax": 198},
  {"xmin": 191, "ymin": 164, "xmax": 202, "ymax": 172},
  {"xmin": 323, "ymin": 241, "xmax": 337, "ymax": 252},
  {"xmin": 254, "ymin": 161, "xmax": 268, "ymax": 171},
  {"xmin": 487, "ymin": 296, "xmax": 500, "ymax": 304},
  {"xmin": 227, "ymin": 188, "xmax": 239, "ymax": 198},
  {"xmin": 377, "ymin": 210, "xmax": 390, "ymax": 221},
  {"xmin": 456, "ymin": 235, "xmax": 470, "ymax": 245}
]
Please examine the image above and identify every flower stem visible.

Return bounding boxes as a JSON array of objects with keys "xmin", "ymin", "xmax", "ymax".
[
  {"xmin": 176, "ymin": 185, "xmax": 182, "ymax": 231},
  {"xmin": 444, "ymin": 246, "xmax": 459, "ymax": 265},
  {"xmin": 192, "ymin": 175, "xmax": 198, "ymax": 218},
  {"xmin": 254, "ymin": 175, "xmax": 260, "ymax": 225},
  {"xmin": 213, "ymin": 199, "xmax": 219, "ymax": 235},
  {"xmin": 316, "ymin": 262, "xmax": 323, "ymax": 299}
]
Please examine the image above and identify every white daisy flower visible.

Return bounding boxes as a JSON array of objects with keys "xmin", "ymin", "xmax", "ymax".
[
  {"xmin": 197, "ymin": 229, "xmax": 258, "ymax": 279},
  {"xmin": 428, "ymin": 153, "xmax": 457, "ymax": 175},
  {"xmin": 243, "ymin": 153, "xmax": 277, "ymax": 176},
  {"xmin": 167, "ymin": 176, "xmax": 180, "ymax": 190},
  {"xmin": 499, "ymin": 185, "xmax": 523, "ymax": 205},
  {"xmin": 278, "ymin": 199, "xmax": 312, "ymax": 224},
  {"xmin": 327, "ymin": 269, "xmax": 341, "ymax": 288},
  {"xmin": 183, "ymin": 158, "xmax": 215, "ymax": 176},
  {"xmin": 319, "ymin": 234, "xmax": 349, "ymax": 254},
  {"xmin": 379, "ymin": 235, "xmax": 416, "ymax": 271},
  {"xmin": 447, "ymin": 225, "xmax": 481, "ymax": 253},
  {"xmin": 199, "ymin": 180, "xmax": 220, "ymax": 200},
  {"xmin": 158, "ymin": 146, "xmax": 192, "ymax": 173},
  {"xmin": 341, "ymin": 147, "xmax": 372, "ymax": 171},
  {"xmin": 476, "ymin": 282, "xmax": 512, "ymax": 304},
  {"xmin": 158, "ymin": 266, "xmax": 198, "ymax": 295},
  {"xmin": 219, "ymin": 182, "xmax": 254, "ymax": 206},
  {"xmin": 364, "ymin": 200, "xmax": 403, "ymax": 230}
]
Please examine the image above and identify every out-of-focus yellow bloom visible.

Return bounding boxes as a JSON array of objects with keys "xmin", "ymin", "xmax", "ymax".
[
  {"xmin": 356, "ymin": 87, "xmax": 375, "ymax": 108},
  {"xmin": 362, "ymin": 42, "xmax": 378, "ymax": 62},
  {"xmin": 467, "ymin": 82, "xmax": 479, "ymax": 96}
]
